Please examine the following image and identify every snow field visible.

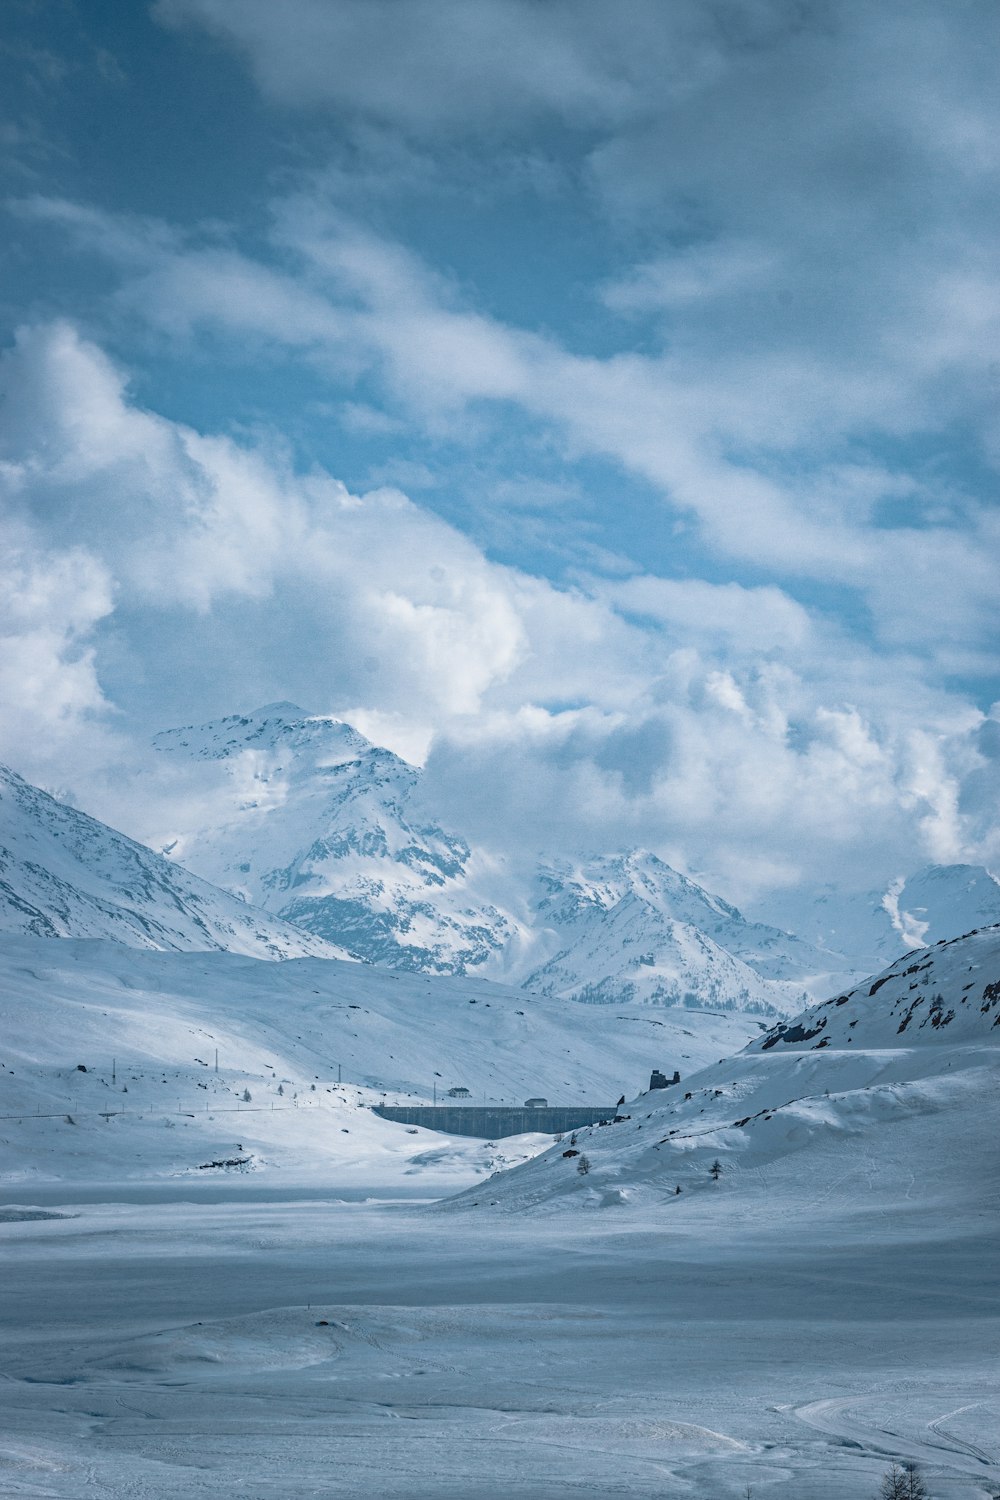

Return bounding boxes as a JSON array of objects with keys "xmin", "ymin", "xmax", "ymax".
[{"xmin": 0, "ymin": 1197, "xmax": 997, "ymax": 1498}]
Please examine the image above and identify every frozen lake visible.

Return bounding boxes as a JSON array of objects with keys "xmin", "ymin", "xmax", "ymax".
[
  {"xmin": 1, "ymin": 1188, "xmax": 997, "ymax": 1499},
  {"xmin": 0, "ymin": 1182, "xmax": 437, "ymax": 1206}
]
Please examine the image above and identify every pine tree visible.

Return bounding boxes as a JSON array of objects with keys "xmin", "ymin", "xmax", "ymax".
[
  {"xmin": 710, "ymin": 1159, "xmax": 722, "ymax": 1180},
  {"xmin": 576, "ymin": 1154, "xmax": 591, "ymax": 1175}
]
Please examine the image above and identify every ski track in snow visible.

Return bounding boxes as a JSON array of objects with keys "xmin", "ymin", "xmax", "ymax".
[{"xmin": 794, "ymin": 1395, "xmax": 1000, "ymax": 1475}]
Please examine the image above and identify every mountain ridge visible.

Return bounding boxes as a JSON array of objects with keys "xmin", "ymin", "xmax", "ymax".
[
  {"xmin": 512, "ymin": 850, "xmax": 845, "ymax": 1013},
  {"xmin": 0, "ymin": 762, "xmax": 346, "ymax": 962},
  {"xmin": 149, "ymin": 705, "xmax": 846, "ymax": 1014}
]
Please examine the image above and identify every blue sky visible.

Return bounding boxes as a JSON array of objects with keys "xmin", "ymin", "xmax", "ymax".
[{"xmin": 1, "ymin": 0, "xmax": 999, "ymax": 903}]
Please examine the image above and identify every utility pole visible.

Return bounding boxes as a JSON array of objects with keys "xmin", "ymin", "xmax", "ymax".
[
  {"xmin": 337, "ymin": 1063, "xmax": 341, "ymax": 1084},
  {"xmin": 214, "ymin": 1049, "xmax": 218, "ymax": 1075},
  {"xmin": 433, "ymin": 1081, "xmax": 436, "ymax": 1105},
  {"xmin": 112, "ymin": 1057, "xmax": 116, "ymax": 1085}
]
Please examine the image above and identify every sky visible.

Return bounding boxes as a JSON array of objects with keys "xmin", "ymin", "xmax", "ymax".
[{"xmin": 1, "ymin": 0, "xmax": 999, "ymax": 907}]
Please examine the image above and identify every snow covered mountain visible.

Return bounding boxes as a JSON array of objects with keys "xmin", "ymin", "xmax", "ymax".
[
  {"xmin": 0, "ymin": 764, "xmax": 343, "ymax": 961},
  {"xmin": 512, "ymin": 851, "xmax": 844, "ymax": 1013},
  {"xmin": 758, "ymin": 863, "xmax": 1000, "ymax": 972},
  {"xmin": 474, "ymin": 921, "xmax": 1000, "ymax": 1214},
  {"xmin": 153, "ymin": 704, "xmax": 514, "ymax": 973},
  {"xmin": 151, "ymin": 706, "xmax": 845, "ymax": 1013}
]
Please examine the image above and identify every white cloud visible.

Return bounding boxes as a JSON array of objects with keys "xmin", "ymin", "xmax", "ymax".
[
  {"xmin": 601, "ymin": 241, "xmax": 779, "ymax": 313},
  {"xmin": 1, "ymin": 317, "xmax": 996, "ymax": 903},
  {"xmin": 0, "ymin": 518, "xmax": 116, "ymax": 782},
  {"xmin": 136, "ymin": 1, "xmax": 1000, "ymax": 680},
  {"xmin": 606, "ymin": 577, "xmax": 812, "ymax": 651},
  {"xmin": 153, "ymin": 0, "xmax": 659, "ymax": 130},
  {"xmin": 3, "ymin": 1, "xmax": 999, "ymax": 912},
  {"xmin": 19, "ymin": 192, "xmax": 1000, "ymax": 685},
  {"xmin": 0, "ymin": 320, "xmax": 645, "ymax": 747}
]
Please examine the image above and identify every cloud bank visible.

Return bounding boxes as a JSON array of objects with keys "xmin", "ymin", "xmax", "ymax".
[{"xmin": 0, "ymin": 321, "xmax": 996, "ymax": 902}]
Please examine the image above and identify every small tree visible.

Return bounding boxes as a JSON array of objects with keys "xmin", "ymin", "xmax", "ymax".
[
  {"xmin": 242, "ymin": 1088, "xmax": 251, "ymax": 1103},
  {"xmin": 876, "ymin": 1463, "xmax": 909, "ymax": 1500},
  {"xmin": 902, "ymin": 1463, "xmax": 929, "ymax": 1500},
  {"xmin": 576, "ymin": 1154, "xmax": 591, "ymax": 1175},
  {"xmin": 710, "ymin": 1159, "xmax": 722, "ymax": 1180}
]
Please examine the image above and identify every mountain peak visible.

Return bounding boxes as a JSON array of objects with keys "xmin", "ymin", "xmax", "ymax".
[
  {"xmin": 247, "ymin": 701, "xmax": 312, "ymax": 719},
  {"xmin": 151, "ymin": 711, "xmax": 511, "ymax": 974},
  {"xmin": 152, "ymin": 706, "xmax": 379, "ymax": 765}
]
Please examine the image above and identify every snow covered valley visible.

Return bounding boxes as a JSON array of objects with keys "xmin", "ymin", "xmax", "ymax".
[
  {"xmin": 1, "ymin": 926, "xmax": 998, "ymax": 1497},
  {"xmin": 0, "ymin": 936, "xmax": 754, "ymax": 1190}
]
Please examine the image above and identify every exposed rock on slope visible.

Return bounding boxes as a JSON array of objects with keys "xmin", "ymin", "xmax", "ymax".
[{"xmin": 151, "ymin": 708, "xmax": 841, "ymax": 1011}]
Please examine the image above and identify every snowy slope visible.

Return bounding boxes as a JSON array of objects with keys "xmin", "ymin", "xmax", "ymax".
[
  {"xmin": 0, "ymin": 764, "xmax": 343, "ymax": 961},
  {"xmin": 153, "ymin": 704, "xmax": 514, "ymax": 973},
  {"xmin": 471, "ymin": 922, "xmax": 1000, "ymax": 1214},
  {"xmin": 509, "ymin": 851, "xmax": 844, "ymax": 1013},
  {"xmin": 0, "ymin": 936, "xmax": 758, "ymax": 1186}
]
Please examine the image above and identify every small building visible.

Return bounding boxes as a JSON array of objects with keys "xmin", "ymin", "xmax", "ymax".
[
  {"xmin": 524, "ymin": 1097, "xmax": 548, "ymax": 1108},
  {"xmin": 447, "ymin": 1086, "xmax": 471, "ymax": 1099},
  {"xmin": 649, "ymin": 1069, "xmax": 681, "ymax": 1091}
]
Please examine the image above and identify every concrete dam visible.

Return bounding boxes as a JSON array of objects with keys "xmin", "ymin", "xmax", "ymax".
[{"xmin": 373, "ymin": 1104, "xmax": 614, "ymax": 1138}]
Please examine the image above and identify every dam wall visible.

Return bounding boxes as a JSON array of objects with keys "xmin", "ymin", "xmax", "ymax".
[{"xmin": 373, "ymin": 1105, "xmax": 612, "ymax": 1139}]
